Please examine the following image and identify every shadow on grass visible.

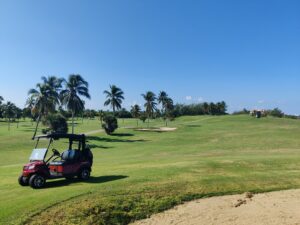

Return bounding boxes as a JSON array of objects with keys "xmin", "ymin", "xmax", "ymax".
[
  {"xmin": 89, "ymin": 144, "xmax": 113, "ymax": 149},
  {"xmin": 111, "ymin": 133, "xmax": 134, "ymax": 137},
  {"xmin": 88, "ymin": 136, "xmax": 146, "ymax": 143},
  {"xmin": 45, "ymin": 175, "xmax": 128, "ymax": 188},
  {"xmin": 185, "ymin": 125, "xmax": 202, "ymax": 128}
]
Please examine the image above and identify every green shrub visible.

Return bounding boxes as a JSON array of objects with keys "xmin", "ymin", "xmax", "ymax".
[
  {"xmin": 140, "ymin": 113, "xmax": 147, "ymax": 123},
  {"xmin": 44, "ymin": 114, "xmax": 68, "ymax": 134},
  {"xmin": 102, "ymin": 115, "xmax": 118, "ymax": 135}
]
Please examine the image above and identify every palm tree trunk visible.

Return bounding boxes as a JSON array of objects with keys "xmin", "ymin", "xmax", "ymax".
[
  {"xmin": 136, "ymin": 119, "xmax": 138, "ymax": 127},
  {"xmin": 32, "ymin": 115, "xmax": 41, "ymax": 140},
  {"xmin": 72, "ymin": 110, "xmax": 75, "ymax": 134},
  {"xmin": 148, "ymin": 117, "xmax": 150, "ymax": 128},
  {"xmin": 8, "ymin": 118, "xmax": 10, "ymax": 131}
]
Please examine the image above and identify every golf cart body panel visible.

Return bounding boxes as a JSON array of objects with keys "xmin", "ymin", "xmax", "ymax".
[{"xmin": 19, "ymin": 133, "xmax": 93, "ymax": 188}]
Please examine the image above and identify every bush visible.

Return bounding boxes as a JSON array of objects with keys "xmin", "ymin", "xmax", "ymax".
[
  {"xmin": 102, "ymin": 115, "xmax": 118, "ymax": 135},
  {"xmin": 232, "ymin": 108, "xmax": 250, "ymax": 115},
  {"xmin": 116, "ymin": 108, "xmax": 132, "ymax": 118},
  {"xmin": 139, "ymin": 113, "xmax": 147, "ymax": 123},
  {"xmin": 269, "ymin": 108, "xmax": 284, "ymax": 118},
  {"xmin": 44, "ymin": 114, "xmax": 68, "ymax": 134}
]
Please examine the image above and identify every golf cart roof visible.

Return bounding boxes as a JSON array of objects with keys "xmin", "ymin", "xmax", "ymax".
[{"xmin": 35, "ymin": 133, "xmax": 86, "ymax": 141}]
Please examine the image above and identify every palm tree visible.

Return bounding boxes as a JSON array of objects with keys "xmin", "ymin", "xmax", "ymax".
[
  {"xmin": 2, "ymin": 101, "xmax": 16, "ymax": 131},
  {"xmin": 164, "ymin": 97, "xmax": 174, "ymax": 126},
  {"xmin": 103, "ymin": 85, "xmax": 124, "ymax": 115},
  {"xmin": 131, "ymin": 104, "xmax": 141, "ymax": 127},
  {"xmin": 41, "ymin": 76, "xmax": 63, "ymax": 94},
  {"xmin": 158, "ymin": 91, "xmax": 168, "ymax": 113},
  {"xmin": 26, "ymin": 95, "xmax": 36, "ymax": 125},
  {"xmin": 28, "ymin": 80, "xmax": 59, "ymax": 139},
  {"xmin": 142, "ymin": 91, "xmax": 157, "ymax": 127},
  {"xmin": 99, "ymin": 110, "xmax": 105, "ymax": 126},
  {"xmin": 0, "ymin": 96, "xmax": 4, "ymax": 119},
  {"xmin": 60, "ymin": 74, "xmax": 90, "ymax": 134}
]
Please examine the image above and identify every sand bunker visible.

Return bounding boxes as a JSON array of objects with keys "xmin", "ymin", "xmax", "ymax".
[
  {"xmin": 132, "ymin": 189, "xmax": 300, "ymax": 225},
  {"xmin": 135, "ymin": 127, "xmax": 177, "ymax": 132}
]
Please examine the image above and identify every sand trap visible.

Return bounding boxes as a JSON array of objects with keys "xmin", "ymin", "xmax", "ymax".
[
  {"xmin": 132, "ymin": 189, "xmax": 300, "ymax": 225},
  {"xmin": 135, "ymin": 127, "xmax": 177, "ymax": 132}
]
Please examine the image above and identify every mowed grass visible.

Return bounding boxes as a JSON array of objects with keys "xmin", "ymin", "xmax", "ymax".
[{"xmin": 1, "ymin": 115, "xmax": 300, "ymax": 224}]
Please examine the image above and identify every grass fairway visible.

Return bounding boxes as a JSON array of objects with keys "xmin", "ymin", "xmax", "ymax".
[{"xmin": 1, "ymin": 115, "xmax": 300, "ymax": 224}]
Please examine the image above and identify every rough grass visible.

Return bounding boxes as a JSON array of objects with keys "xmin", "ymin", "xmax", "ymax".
[{"xmin": 1, "ymin": 115, "xmax": 300, "ymax": 224}]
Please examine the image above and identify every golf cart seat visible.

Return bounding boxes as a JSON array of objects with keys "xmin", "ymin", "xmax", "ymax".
[{"xmin": 49, "ymin": 149, "xmax": 81, "ymax": 166}]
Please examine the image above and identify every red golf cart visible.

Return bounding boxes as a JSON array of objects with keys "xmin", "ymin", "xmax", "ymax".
[{"xmin": 18, "ymin": 133, "xmax": 93, "ymax": 189}]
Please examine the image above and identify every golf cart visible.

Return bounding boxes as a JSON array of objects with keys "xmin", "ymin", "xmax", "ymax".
[{"xmin": 18, "ymin": 133, "xmax": 93, "ymax": 189}]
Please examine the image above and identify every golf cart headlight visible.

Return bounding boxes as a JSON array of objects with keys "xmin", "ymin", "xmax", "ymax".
[{"xmin": 28, "ymin": 165, "xmax": 35, "ymax": 170}]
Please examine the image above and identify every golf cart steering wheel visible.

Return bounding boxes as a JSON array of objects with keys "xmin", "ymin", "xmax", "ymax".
[{"xmin": 52, "ymin": 148, "xmax": 60, "ymax": 156}]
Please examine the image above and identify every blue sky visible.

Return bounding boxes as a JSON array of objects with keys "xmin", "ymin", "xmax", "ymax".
[{"xmin": 0, "ymin": 0, "xmax": 299, "ymax": 114}]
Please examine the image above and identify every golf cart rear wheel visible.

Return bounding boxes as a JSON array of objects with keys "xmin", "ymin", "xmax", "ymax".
[
  {"xmin": 18, "ymin": 175, "xmax": 29, "ymax": 186},
  {"xmin": 29, "ymin": 174, "xmax": 46, "ymax": 189},
  {"xmin": 78, "ymin": 168, "xmax": 90, "ymax": 180}
]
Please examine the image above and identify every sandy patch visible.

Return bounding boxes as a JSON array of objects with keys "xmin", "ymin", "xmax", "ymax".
[
  {"xmin": 135, "ymin": 127, "xmax": 177, "ymax": 132},
  {"xmin": 131, "ymin": 189, "xmax": 300, "ymax": 225}
]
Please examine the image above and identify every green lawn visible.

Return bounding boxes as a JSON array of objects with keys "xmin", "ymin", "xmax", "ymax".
[{"xmin": 1, "ymin": 115, "xmax": 300, "ymax": 224}]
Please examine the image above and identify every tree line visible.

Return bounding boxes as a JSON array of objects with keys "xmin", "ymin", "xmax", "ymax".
[{"xmin": 0, "ymin": 74, "xmax": 229, "ymax": 136}]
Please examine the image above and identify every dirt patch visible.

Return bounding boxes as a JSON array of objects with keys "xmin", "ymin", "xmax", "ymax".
[
  {"xmin": 135, "ymin": 127, "xmax": 177, "ymax": 132},
  {"xmin": 131, "ymin": 189, "xmax": 300, "ymax": 225}
]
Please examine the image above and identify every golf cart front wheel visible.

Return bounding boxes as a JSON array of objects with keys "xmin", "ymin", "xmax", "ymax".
[
  {"xmin": 18, "ymin": 175, "xmax": 29, "ymax": 186},
  {"xmin": 78, "ymin": 168, "xmax": 90, "ymax": 180},
  {"xmin": 29, "ymin": 174, "xmax": 46, "ymax": 189}
]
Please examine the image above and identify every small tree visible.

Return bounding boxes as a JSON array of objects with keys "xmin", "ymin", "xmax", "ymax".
[
  {"xmin": 140, "ymin": 112, "xmax": 147, "ymax": 123},
  {"xmin": 102, "ymin": 115, "xmax": 118, "ymax": 135},
  {"xmin": 270, "ymin": 108, "xmax": 284, "ymax": 118},
  {"xmin": 44, "ymin": 114, "xmax": 68, "ymax": 134}
]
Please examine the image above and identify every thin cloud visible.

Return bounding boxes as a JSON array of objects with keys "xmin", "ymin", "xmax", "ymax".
[
  {"xmin": 198, "ymin": 97, "xmax": 204, "ymax": 102},
  {"xmin": 186, "ymin": 96, "xmax": 192, "ymax": 101}
]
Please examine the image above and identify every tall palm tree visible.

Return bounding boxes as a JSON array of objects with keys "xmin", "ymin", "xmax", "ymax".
[
  {"xmin": 28, "ymin": 80, "xmax": 59, "ymax": 139},
  {"xmin": 142, "ymin": 91, "xmax": 157, "ymax": 127},
  {"xmin": 103, "ymin": 85, "xmax": 124, "ymax": 115},
  {"xmin": 164, "ymin": 97, "xmax": 174, "ymax": 126},
  {"xmin": 131, "ymin": 104, "xmax": 141, "ymax": 127},
  {"xmin": 60, "ymin": 74, "xmax": 90, "ymax": 134},
  {"xmin": 158, "ymin": 91, "xmax": 171, "ymax": 118}
]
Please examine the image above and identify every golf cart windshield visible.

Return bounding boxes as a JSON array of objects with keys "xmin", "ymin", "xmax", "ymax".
[{"xmin": 29, "ymin": 148, "xmax": 48, "ymax": 161}]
